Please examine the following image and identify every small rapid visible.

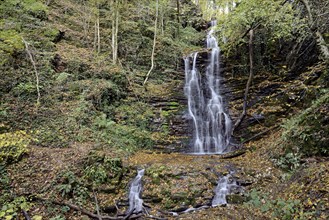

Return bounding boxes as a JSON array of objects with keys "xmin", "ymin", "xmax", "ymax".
[{"xmin": 127, "ymin": 169, "xmax": 145, "ymax": 214}]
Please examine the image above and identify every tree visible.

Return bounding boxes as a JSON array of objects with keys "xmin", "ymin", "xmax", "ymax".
[
  {"xmin": 111, "ymin": 0, "xmax": 120, "ymax": 64},
  {"xmin": 214, "ymin": 0, "xmax": 299, "ymax": 132},
  {"xmin": 143, "ymin": 0, "xmax": 159, "ymax": 86},
  {"xmin": 298, "ymin": 0, "xmax": 329, "ymax": 61}
]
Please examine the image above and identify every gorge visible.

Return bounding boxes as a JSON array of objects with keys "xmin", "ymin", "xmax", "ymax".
[{"xmin": 1, "ymin": 0, "xmax": 328, "ymax": 219}]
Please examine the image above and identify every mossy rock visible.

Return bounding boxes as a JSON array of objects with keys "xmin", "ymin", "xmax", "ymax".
[{"xmin": 227, "ymin": 194, "xmax": 247, "ymax": 204}]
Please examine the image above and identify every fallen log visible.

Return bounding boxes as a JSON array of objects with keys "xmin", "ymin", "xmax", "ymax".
[{"xmin": 35, "ymin": 197, "xmax": 142, "ymax": 220}]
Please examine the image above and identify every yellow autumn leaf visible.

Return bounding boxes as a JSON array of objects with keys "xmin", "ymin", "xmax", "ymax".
[{"xmin": 32, "ymin": 215, "xmax": 43, "ymax": 220}]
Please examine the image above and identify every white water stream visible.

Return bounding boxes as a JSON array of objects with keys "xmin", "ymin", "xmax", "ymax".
[
  {"xmin": 212, "ymin": 173, "xmax": 238, "ymax": 206},
  {"xmin": 127, "ymin": 169, "xmax": 145, "ymax": 213},
  {"xmin": 184, "ymin": 20, "xmax": 232, "ymax": 154}
]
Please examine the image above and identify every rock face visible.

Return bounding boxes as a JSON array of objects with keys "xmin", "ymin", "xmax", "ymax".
[
  {"xmin": 126, "ymin": 152, "xmax": 251, "ymax": 212},
  {"xmin": 153, "ymin": 45, "xmax": 316, "ymax": 152}
]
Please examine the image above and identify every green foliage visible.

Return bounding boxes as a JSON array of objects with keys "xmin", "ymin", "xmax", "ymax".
[
  {"xmin": 12, "ymin": 82, "xmax": 41, "ymax": 100},
  {"xmin": 36, "ymin": 128, "xmax": 70, "ymax": 148},
  {"xmin": 246, "ymin": 189, "xmax": 314, "ymax": 219},
  {"xmin": 114, "ymin": 100, "xmax": 155, "ymax": 130},
  {"xmin": 93, "ymin": 113, "xmax": 154, "ymax": 153},
  {"xmin": 56, "ymin": 170, "xmax": 89, "ymax": 204},
  {"xmin": 273, "ymin": 152, "xmax": 301, "ymax": 172},
  {"xmin": 50, "ymin": 216, "xmax": 66, "ymax": 220},
  {"xmin": 55, "ymin": 72, "xmax": 71, "ymax": 84},
  {"xmin": 0, "ymin": 196, "xmax": 32, "ymax": 220},
  {"xmin": 0, "ymin": 0, "xmax": 48, "ymax": 19},
  {"xmin": 281, "ymin": 92, "xmax": 329, "ymax": 156},
  {"xmin": 0, "ymin": 29, "xmax": 24, "ymax": 65},
  {"xmin": 0, "ymin": 164, "xmax": 10, "ymax": 206},
  {"xmin": 216, "ymin": 0, "xmax": 302, "ymax": 56},
  {"xmin": 0, "ymin": 131, "xmax": 31, "ymax": 164},
  {"xmin": 83, "ymin": 151, "xmax": 123, "ymax": 185}
]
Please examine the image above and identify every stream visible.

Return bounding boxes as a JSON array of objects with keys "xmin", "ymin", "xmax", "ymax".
[{"xmin": 126, "ymin": 17, "xmax": 242, "ymax": 216}]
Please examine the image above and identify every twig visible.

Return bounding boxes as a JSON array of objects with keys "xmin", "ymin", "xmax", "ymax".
[
  {"xmin": 114, "ymin": 200, "xmax": 121, "ymax": 216},
  {"xmin": 123, "ymin": 208, "xmax": 135, "ymax": 220},
  {"xmin": 22, "ymin": 210, "xmax": 31, "ymax": 220},
  {"xmin": 93, "ymin": 189, "xmax": 102, "ymax": 220}
]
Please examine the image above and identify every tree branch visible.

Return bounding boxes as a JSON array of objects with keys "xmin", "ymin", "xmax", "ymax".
[{"xmin": 233, "ymin": 29, "xmax": 254, "ymax": 133}]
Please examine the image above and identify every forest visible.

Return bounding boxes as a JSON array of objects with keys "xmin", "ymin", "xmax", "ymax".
[{"xmin": 0, "ymin": 0, "xmax": 328, "ymax": 219}]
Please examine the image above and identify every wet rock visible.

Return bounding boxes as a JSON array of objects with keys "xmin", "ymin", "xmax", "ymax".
[
  {"xmin": 102, "ymin": 205, "xmax": 117, "ymax": 214},
  {"xmin": 171, "ymin": 192, "xmax": 189, "ymax": 201},
  {"xmin": 226, "ymin": 194, "xmax": 247, "ymax": 204},
  {"xmin": 237, "ymin": 180, "xmax": 253, "ymax": 187},
  {"xmin": 144, "ymin": 196, "xmax": 163, "ymax": 203},
  {"xmin": 172, "ymin": 206, "xmax": 190, "ymax": 213}
]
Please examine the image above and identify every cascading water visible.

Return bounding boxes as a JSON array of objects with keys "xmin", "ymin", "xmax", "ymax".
[
  {"xmin": 184, "ymin": 20, "xmax": 232, "ymax": 154},
  {"xmin": 212, "ymin": 173, "xmax": 238, "ymax": 206},
  {"xmin": 127, "ymin": 169, "xmax": 145, "ymax": 213}
]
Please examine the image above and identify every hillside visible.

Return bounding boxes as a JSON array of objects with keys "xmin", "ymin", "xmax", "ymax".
[{"xmin": 1, "ymin": 0, "xmax": 328, "ymax": 219}]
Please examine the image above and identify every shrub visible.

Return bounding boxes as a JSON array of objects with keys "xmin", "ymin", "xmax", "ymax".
[
  {"xmin": 83, "ymin": 151, "xmax": 123, "ymax": 185},
  {"xmin": 281, "ymin": 92, "xmax": 329, "ymax": 156},
  {"xmin": 0, "ymin": 196, "xmax": 32, "ymax": 220},
  {"xmin": 93, "ymin": 114, "xmax": 154, "ymax": 153},
  {"xmin": 246, "ymin": 189, "xmax": 314, "ymax": 219},
  {"xmin": 0, "ymin": 131, "xmax": 31, "ymax": 164}
]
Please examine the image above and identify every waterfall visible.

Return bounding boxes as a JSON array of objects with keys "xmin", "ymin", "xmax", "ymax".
[
  {"xmin": 184, "ymin": 20, "xmax": 232, "ymax": 154},
  {"xmin": 127, "ymin": 169, "xmax": 145, "ymax": 213},
  {"xmin": 212, "ymin": 174, "xmax": 237, "ymax": 206}
]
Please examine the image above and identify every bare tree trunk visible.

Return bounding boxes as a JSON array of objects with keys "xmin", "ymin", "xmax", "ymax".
[
  {"xmin": 94, "ymin": 19, "xmax": 97, "ymax": 52},
  {"xmin": 112, "ymin": 0, "xmax": 119, "ymax": 64},
  {"xmin": 143, "ymin": 0, "xmax": 158, "ymax": 86},
  {"xmin": 233, "ymin": 29, "xmax": 254, "ymax": 132},
  {"xmin": 22, "ymin": 38, "xmax": 41, "ymax": 106},
  {"xmin": 97, "ymin": 16, "xmax": 100, "ymax": 54},
  {"xmin": 115, "ymin": 1, "xmax": 119, "ymax": 61},
  {"xmin": 112, "ymin": 13, "xmax": 116, "ymax": 63},
  {"xmin": 176, "ymin": 0, "xmax": 180, "ymax": 37},
  {"xmin": 160, "ymin": 5, "xmax": 164, "ymax": 35}
]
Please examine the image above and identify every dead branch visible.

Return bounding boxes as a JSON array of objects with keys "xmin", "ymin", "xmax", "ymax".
[
  {"xmin": 34, "ymin": 197, "xmax": 142, "ymax": 220},
  {"xmin": 22, "ymin": 38, "xmax": 41, "ymax": 106},
  {"xmin": 93, "ymin": 189, "xmax": 102, "ymax": 220},
  {"xmin": 22, "ymin": 210, "xmax": 31, "ymax": 220},
  {"xmin": 123, "ymin": 208, "xmax": 135, "ymax": 220}
]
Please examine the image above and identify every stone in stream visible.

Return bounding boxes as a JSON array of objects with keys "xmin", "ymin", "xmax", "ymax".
[{"xmin": 212, "ymin": 173, "xmax": 242, "ymax": 207}]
